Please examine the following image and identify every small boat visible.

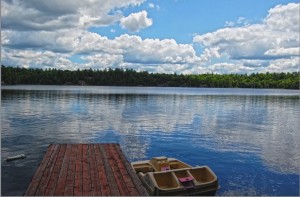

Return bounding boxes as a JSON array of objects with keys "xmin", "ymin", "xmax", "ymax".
[{"xmin": 131, "ymin": 156, "xmax": 219, "ymax": 196}]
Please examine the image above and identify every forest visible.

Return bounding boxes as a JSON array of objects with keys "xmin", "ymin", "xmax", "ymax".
[{"xmin": 1, "ymin": 65, "xmax": 299, "ymax": 89}]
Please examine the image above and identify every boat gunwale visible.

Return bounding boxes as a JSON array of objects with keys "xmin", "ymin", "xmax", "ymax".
[{"xmin": 131, "ymin": 157, "xmax": 193, "ymax": 173}]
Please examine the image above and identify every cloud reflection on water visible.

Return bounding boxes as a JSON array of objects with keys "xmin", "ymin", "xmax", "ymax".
[{"xmin": 1, "ymin": 88, "xmax": 299, "ymax": 196}]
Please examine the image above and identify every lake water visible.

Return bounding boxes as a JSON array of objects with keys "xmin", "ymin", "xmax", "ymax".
[{"xmin": 1, "ymin": 85, "xmax": 299, "ymax": 196}]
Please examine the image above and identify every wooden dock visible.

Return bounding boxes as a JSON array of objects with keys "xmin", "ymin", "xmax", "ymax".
[{"xmin": 24, "ymin": 144, "xmax": 149, "ymax": 196}]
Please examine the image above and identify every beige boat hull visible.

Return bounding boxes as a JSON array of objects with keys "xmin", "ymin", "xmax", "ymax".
[{"xmin": 132, "ymin": 157, "xmax": 219, "ymax": 196}]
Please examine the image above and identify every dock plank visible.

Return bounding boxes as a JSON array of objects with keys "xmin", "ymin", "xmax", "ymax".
[
  {"xmin": 105, "ymin": 144, "xmax": 130, "ymax": 196},
  {"xmin": 82, "ymin": 144, "xmax": 92, "ymax": 196},
  {"xmin": 115, "ymin": 144, "xmax": 150, "ymax": 196},
  {"xmin": 100, "ymin": 144, "xmax": 120, "ymax": 196},
  {"xmin": 94, "ymin": 144, "xmax": 111, "ymax": 196},
  {"xmin": 53, "ymin": 144, "xmax": 72, "ymax": 196},
  {"xmin": 34, "ymin": 144, "xmax": 61, "ymax": 196},
  {"xmin": 89, "ymin": 145, "xmax": 102, "ymax": 196},
  {"xmin": 64, "ymin": 144, "xmax": 78, "ymax": 196},
  {"xmin": 44, "ymin": 144, "xmax": 67, "ymax": 196},
  {"xmin": 74, "ymin": 144, "xmax": 83, "ymax": 196},
  {"xmin": 24, "ymin": 144, "xmax": 148, "ymax": 196},
  {"xmin": 25, "ymin": 144, "xmax": 57, "ymax": 196},
  {"xmin": 110, "ymin": 145, "xmax": 140, "ymax": 196}
]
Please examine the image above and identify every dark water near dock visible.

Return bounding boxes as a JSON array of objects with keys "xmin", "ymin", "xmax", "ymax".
[{"xmin": 1, "ymin": 86, "xmax": 299, "ymax": 196}]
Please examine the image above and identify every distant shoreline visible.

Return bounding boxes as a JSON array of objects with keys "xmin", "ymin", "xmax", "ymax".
[
  {"xmin": 1, "ymin": 84, "xmax": 300, "ymax": 91},
  {"xmin": 2, "ymin": 66, "xmax": 299, "ymax": 89}
]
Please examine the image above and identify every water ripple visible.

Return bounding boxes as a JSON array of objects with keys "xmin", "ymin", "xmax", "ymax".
[{"xmin": 1, "ymin": 86, "xmax": 299, "ymax": 196}]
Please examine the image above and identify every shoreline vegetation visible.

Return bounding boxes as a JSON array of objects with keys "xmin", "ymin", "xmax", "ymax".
[{"xmin": 1, "ymin": 65, "xmax": 299, "ymax": 89}]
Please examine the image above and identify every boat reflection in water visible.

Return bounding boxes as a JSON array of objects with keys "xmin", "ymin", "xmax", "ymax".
[{"xmin": 132, "ymin": 156, "xmax": 219, "ymax": 196}]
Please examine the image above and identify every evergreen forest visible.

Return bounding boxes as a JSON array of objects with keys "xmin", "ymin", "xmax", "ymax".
[{"xmin": 1, "ymin": 65, "xmax": 299, "ymax": 89}]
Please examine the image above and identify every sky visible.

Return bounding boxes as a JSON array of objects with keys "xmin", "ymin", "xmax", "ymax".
[{"xmin": 1, "ymin": 0, "xmax": 299, "ymax": 74}]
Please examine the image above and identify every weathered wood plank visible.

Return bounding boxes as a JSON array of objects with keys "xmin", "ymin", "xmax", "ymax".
[
  {"xmin": 24, "ymin": 144, "xmax": 57, "ymax": 196},
  {"xmin": 34, "ymin": 144, "xmax": 61, "ymax": 196},
  {"xmin": 53, "ymin": 144, "xmax": 72, "ymax": 196},
  {"xmin": 44, "ymin": 144, "xmax": 67, "ymax": 196},
  {"xmin": 106, "ymin": 144, "xmax": 130, "ymax": 196},
  {"xmin": 25, "ymin": 144, "xmax": 148, "ymax": 196},
  {"xmin": 74, "ymin": 144, "xmax": 83, "ymax": 196},
  {"xmin": 100, "ymin": 144, "xmax": 120, "ymax": 196},
  {"xmin": 110, "ymin": 144, "xmax": 140, "ymax": 196},
  {"xmin": 89, "ymin": 144, "xmax": 102, "ymax": 196},
  {"xmin": 94, "ymin": 144, "xmax": 111, "ymax": 196},
  {"xmin": 82, "ymin": 144, "xmax": 92, "ymax": 196},
  {"xmin": 63, "ymin": 144, "xmax": 77, "ymax": 196},
  {"xmin": 115, "ymin": 144, "xmax": 149, "ymax": 196}
]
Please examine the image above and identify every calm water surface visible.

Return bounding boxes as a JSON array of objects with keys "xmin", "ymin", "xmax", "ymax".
[{"xmin": 1, "ymin": 85, "xmax": 299, "ymax": 196}]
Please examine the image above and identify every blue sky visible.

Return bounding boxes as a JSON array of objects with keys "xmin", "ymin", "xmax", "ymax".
[
  {"xmin": 91, "ymin": 0, "xmax": 298, "ymax": 43},
  {"xmin": 1, "ymin": 0, "xmax": 299, "ymax": 74}
]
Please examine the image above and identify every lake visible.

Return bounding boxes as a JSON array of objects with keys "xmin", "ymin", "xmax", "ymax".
[{"xmin": 1, "ymin": 85, "xmax": 299, "ymax": 196}]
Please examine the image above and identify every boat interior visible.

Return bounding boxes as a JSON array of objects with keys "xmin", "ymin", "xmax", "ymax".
[
  {"xmin": 145, "ymin": 166, "xmax": 217, "ymax": 189},
  {"xmin": 132, "ymin": 156, "xmax": 192, "ymax": 173}
]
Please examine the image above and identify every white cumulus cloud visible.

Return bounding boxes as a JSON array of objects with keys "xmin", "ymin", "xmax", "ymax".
[
  {"xmin": 120, "ymin": 11, "xmax": 153, "ymax": 32},
  {"xmin": 193, "ymin": 3, "xmax": 299, "ymax": 73},
  {"xmin": 264, "ymin": 47, "xmax": 299, "ymax": 57},
  {"xmin": 1, "ymin": 1, "xmax": 299, "ymax": 74},
  {"xmin": 1, "ymin": 0, "xmax": 145, "ymax": 31}
]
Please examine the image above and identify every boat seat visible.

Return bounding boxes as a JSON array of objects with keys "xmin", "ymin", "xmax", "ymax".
[
  {"xmin": 161, "ymin": 166, "xmax": 170, "ymax": 171},
  {"xmin": 150, "ymin": 156, "xmax": 171, "ymax": 172},
  {"xmin": 178, "ymin": 176, "xmax": 194, "ymax": 189}
]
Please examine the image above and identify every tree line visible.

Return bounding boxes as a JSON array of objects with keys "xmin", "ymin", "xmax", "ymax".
[{"xmin": 1, "ymin": 65, "xmax": 299, "ymax": 89}]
